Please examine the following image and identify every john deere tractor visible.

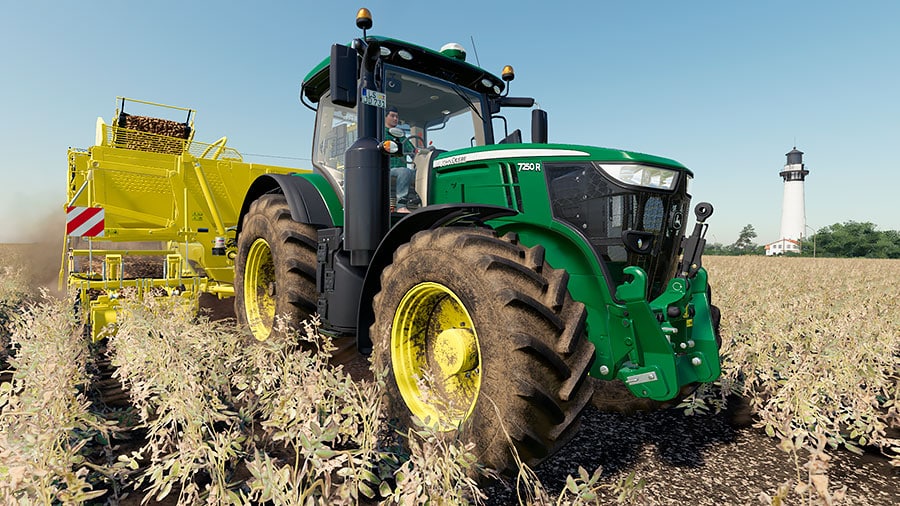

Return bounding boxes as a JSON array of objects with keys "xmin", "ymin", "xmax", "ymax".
[
  {"xmin": 236, "ymin": 8, "xmax": 720, "ymax": 471},
  {"xmin": 65, "ymin": 7, "xmax": 720, "ymax": 473}
]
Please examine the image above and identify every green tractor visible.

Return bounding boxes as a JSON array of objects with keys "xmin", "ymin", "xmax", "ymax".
[{"xmin": 233, "ymin": 8, "xmax": 720, "ymax": 472}]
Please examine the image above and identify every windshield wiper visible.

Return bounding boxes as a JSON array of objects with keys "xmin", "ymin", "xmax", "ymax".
[{"xmin": 449, "ymin": 83, "xmax": 484, "ymax": 123}]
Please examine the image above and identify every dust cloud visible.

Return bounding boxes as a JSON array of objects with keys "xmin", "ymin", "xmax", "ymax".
[
  {"xmin": 13, "ymin": 209, "xmax": 68, "ymax": 297},
  {"xmin": 3, "ymin": 207, "xmax": 174, "ymax": 298},
  {"xmin": 6, "ymin": 209, "xmax": 232, "ymax": 319}
]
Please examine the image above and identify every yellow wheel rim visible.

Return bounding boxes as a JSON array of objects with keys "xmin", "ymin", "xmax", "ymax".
[
  {"xmin": 244, "ymin": 238, "xmax": 276, "ymax": 341},
  {"xmin": 391, "ymin": 282, "xmax": 481, "ymax": 430}
]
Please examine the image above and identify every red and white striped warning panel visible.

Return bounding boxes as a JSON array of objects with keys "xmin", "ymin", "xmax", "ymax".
[{"xmin": 66, "ymin": 206, "xmax": 105, "ymax": 237}]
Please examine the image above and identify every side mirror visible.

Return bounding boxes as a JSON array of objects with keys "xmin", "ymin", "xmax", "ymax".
[
  {"xmin": 498, "ymin": 97, "xmax": 534, "ymax": 108},
  {"xmin": 531, "ymin": 109, "xmax": 548, "ymax": 143},
  {"xmin": 330, "ymin": 44, "xmax": 358, "ymax": 108}
]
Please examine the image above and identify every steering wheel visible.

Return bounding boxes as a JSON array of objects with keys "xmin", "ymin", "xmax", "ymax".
[
  {"xmin": 389, "ymin": 127, "xmax": 428, "ymax": 154},
  {"xmin": 406, "ymin": 134, "xmax": 427, "ymax": 152}
]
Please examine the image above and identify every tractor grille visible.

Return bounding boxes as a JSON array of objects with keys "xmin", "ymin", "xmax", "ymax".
[{"xmin": 545, "ymin": 162, "xmax": 691, "ymax": 299}]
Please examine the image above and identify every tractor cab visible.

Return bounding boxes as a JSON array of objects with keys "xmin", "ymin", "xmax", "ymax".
[
  {"xmin": 306, "ymin": 53, "xmax": 490, "ymax": 202},
  {"xmin": 301, "ymin": 36, "xmax": 541, "ymax": 206}
]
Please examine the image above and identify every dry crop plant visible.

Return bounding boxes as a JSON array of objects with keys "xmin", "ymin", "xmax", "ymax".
[
  {"xmin": 109, "ymin": 295, "xmax": 250, "ymax": 504},
  {"xmin": 109, "ymin": 297, "xmax": 626, "ymax": 505},
  {"xmin": 379, "ymin": 371, "xmax": 493, "ymax": 505},
  {"xmin": 698, "ymin": 257, "xmax": 899, "ymax": 502},
  {"xmin": 108, "ymin": 295, "xmax": 388, "ymax": 504},
  {"xmin": 235, "ymin": 323, "xmax": 505, "ymax": 505},
  {"xmin": 234, "ymin": 317, "xmax": 392, "ymax": 504},
  {"xmin": 495, "ymin": 410, "xmax": 648, "ymax": 506},
  {"xmin": 0, "ymin": 256, "xmax": 669, "ymax": 505},
  {"xmin": 108, "ymin": 296, "xmax": 494, "ymax": 505},
  {"xmin": 0, "ymin": 247, "xmax": 33, "ymax": 358},
  {"xmin": 513, "ymin": 463, "xmax": 648, "ymax": 506},
  {"xmin": 0, "ymin": 293, "xmax": 113, "ymax": 504}
]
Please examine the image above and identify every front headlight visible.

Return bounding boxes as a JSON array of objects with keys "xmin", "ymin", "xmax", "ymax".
[{"xmin": 597, "ymin": 164, "xmax": 678, "ymax": 190}]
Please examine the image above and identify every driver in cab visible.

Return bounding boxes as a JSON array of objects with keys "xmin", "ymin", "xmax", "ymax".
[{"xmin": 385, "ymin": 106, "xmax": 417, "ymax": 214}]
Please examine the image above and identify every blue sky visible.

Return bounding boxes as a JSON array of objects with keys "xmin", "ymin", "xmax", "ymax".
[{"xmin": 2, "ymin": 1, "xmax": 898, "ymax": 245}]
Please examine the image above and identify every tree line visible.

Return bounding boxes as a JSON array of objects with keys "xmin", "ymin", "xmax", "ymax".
[{"xmin": 705, "ymin": 221, "xmax": 900, "ymax": 258}]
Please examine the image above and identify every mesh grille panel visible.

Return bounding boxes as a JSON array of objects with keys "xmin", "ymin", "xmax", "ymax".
[{"xmin": 546, "ymin": 162, "xmax": 689, "ymax": 299}]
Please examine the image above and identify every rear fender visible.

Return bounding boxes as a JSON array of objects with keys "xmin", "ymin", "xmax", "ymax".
[{"xmin": 237, "ymin": 174, "xmax": 338, "ymax": 236}]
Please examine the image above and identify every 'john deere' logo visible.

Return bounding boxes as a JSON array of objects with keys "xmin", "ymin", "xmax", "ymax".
[{"xmin": 672, "ymin": 211, "xmax": 683, "ymax": 230}]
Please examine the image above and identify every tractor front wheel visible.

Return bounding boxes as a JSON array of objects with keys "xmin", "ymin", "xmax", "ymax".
[{"xmin": 371, "ymin": 228, "xmax": 595, "ymax": 473}]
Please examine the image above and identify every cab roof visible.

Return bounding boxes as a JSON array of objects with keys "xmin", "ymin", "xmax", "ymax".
[{"xmin": 301, "ymin": 36, "xmax": 506, "ymax": 104}]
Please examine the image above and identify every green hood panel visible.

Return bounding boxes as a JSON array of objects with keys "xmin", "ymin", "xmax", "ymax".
[{"xmin": 433, "ymin": 144, "xmax": 690, "ymax": 174}]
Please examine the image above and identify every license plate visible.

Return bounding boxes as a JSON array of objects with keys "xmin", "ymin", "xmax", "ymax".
[{"xmin": 361, "ymin": 89, "xmax": 386, "ymax": 108}]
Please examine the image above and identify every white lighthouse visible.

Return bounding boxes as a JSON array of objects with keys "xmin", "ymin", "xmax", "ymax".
[
  {"xmin": 779, "ymin": 147, "xmax": 809, "ymax": 240},
  {"xmin": 766, "ymin": 147, "xmax": 809, "ymax": 255}
]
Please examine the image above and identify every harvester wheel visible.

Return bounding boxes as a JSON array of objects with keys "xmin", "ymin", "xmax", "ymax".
[
  {"xmin": 372, "ymin": 228, "xmax": 595, "ymax": 474},
  {"xmin": 234, "ymin": 194, "xmax": 317, "ymax": 341}
]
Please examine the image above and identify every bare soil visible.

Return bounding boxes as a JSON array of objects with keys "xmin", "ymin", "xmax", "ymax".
[{"xmin": 483, "ymin": 400, "xmax": 900, "ymax": 505}]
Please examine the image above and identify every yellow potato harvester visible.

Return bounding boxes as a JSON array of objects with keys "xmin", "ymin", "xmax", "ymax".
[{"xmin": 62, "ymin": 97, "xmax": 307, "ymax": 339}]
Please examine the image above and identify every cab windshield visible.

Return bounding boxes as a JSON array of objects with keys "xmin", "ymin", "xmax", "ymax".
[
  {"xmin": 382, "ymin": 65, "xmax": 487, "ymax": 151},
  {"xmin": 311, "ymin": 65, "xmax": 487, "ymax": 196}
]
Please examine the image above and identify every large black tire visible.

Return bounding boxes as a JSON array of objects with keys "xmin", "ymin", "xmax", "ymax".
[
  {"xmin": 711, "ymin": 303, "xmax": 722, "ymax": 347},
  {"xmin": 371, "ymin": 228, "xmax": 595, "ymax": 474},
  {"xmin": 234, "ymin": 194, "xmax": 318, "ymax": 341}
]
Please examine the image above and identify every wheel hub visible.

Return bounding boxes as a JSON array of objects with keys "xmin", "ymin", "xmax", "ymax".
[
  {"xmin": 391, "ymin": 282, "xmax": 481, "ymax": 430},
  {"xmin": 244, "ymin": 238, "xmax": 276, "ymax": 341},
  {"xmin": 433, "ymin": 328, "xmax": 478, "ymax": 377}
]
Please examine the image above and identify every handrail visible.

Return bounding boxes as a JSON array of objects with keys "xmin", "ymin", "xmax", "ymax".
[
  {"xmin": 116, "ymin": 96, "xmax": 195, "ymax": 114},
  {"xmin": 191, "ymin": 160, "xmax": 227, "ymax": 236},
  {"xmin": 199, "ymin": 136, "xmax": 229, "ymax": 160}
]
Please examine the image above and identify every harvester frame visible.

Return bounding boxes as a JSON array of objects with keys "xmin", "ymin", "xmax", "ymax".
[{"xmin": 63, "ymin": 97, "xmax": 310, "ymax": 337}]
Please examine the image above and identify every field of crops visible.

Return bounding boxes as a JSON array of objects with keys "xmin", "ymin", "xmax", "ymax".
[
  {"xmin": 1, "ymin": 246, "xmax": 898, "ymax": 505},
  {"xmin": 706, "ymin": 256, "xmax": 899, "ymax": 459}
]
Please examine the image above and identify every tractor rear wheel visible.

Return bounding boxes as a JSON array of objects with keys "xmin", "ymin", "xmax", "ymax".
[
  {"xmin": 371, "ymin": 228, "xmax": 595, "ymax": 474},
  {"xmin": 234, "ymin": 194, "xmax": 317, "ymax": 341}
]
